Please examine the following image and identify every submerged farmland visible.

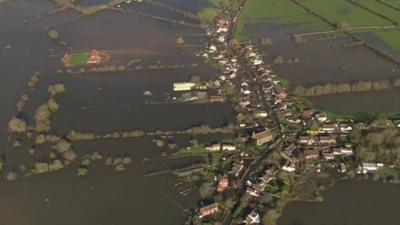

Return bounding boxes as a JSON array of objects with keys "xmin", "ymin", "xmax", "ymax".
[{"xmin": 236, "ymin": 0, "xmax": 400, "ymax": 115}]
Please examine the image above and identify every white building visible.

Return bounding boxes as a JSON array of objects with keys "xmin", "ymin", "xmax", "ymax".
[{"xmin": 173, "ymin": 82, "xmax": 196, "ymax": 91}]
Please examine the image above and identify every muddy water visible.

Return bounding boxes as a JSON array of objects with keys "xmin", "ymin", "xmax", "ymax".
[
  {"xmin": 158, "ymin": 0, "xmax": 212, "ymax": 13},
  {"xmin": 0, "ymin": 1, "xmax": 228, "ymax": 224},
  {"xmin": 309, "ymin": 88, "xmax": 400, "ymax": 114},
  {"xmin": 247, "ymin": 22, "xmax": 400, "ymax": 113},
  {"xmin": 0, "ymin": 145, "xmax": 201, "ymax": 225},
  {"xmin": 278, "ymin": 180, "xmax": 400, "ymax": 225},
  {"xmin": 48, "ymin": 68, "xmax": 232, "ymax": 134}
]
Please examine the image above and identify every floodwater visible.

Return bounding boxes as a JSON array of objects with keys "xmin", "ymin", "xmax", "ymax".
[
  {"xmin": 310, "ymin": 88, "xmax": 400, "ymax": 114},
  {"xmin": 278, "ymin": 180, "xmax": 400, "ymax": 225},
  {"xmin": 246, "ymin": 22, "xmax": 400, "ymax": 113},
  {"xmin": 0, "ymin": 0, "xmax": 230, "ymax": 225}
]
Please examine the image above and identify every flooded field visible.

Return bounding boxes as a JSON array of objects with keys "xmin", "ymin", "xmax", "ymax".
[
  {"xmin": 278, "ymin": 180, "xmax": 400, "ymax": 225},
  {"xmin": 248, "ymin": 23, "xmax": 400, "ymax": 86},
  {"xmin": 0, "ymin": 0, "xmax": 230, "ymax": 224},
  {"xmin": 310, "ymin": 88, "xmax": 400, "ymax": 114},
  {"xmin": 238, "ymin": 0, "xmax": 400, "ymax": 114}
]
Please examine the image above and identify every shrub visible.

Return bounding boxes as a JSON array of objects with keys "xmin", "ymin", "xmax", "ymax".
[
  {"xmin": 48, "ymin": 83, "xmax": 66, "ymax": 97},
  {"xmin": 8, "ymin": 117, "xmax": 27, "ymax": 133},
  {"xmin": 176, "ymin": 36, "xmax": 185, "ymax": 45},
  {"xmin": 48, "ymin": 29, "xmax": 59, "ymax": 40}
]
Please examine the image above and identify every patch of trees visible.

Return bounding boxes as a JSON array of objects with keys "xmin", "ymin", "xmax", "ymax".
[
  {"xmin": 260, "ymin": 38, "xmax": 273, "ymax": 46},
  {"xmin": 293, "ymin": 79, "xmax": 399, "ymax": 97},
  {"xmin": 35, "ymin": 83, "xmax": 65, "ymax": 133},
  {"xmin": 351, "ymin": 119, "xmax": 400, "ymax": 168}
]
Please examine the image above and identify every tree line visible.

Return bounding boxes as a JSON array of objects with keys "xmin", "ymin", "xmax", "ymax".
[{"xmin": 294, "ymin": 79, "xmax": 400, "ymax": 97}]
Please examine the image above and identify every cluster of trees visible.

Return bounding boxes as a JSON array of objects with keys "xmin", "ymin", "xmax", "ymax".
[
  {"xmin": 351, "ymin": 119, "xmax": 400, "ymax": 168},
  {"xmin": 8, "ymin": 72, "xmax": 42, "ymax": 131},
  {"xmin": 294, "ymin": 79, "xmax": 400, "ymax": 97},
  {"xmin": 17, "ymin": 75, "xmax": 40, "ymax": 112},
  {"xmin": 35, "ymin": 83, "xmax": 65, "ymax": 133},
  {"xmin": 8, "ymin": 117, "xmax": 27, "ymax": 133}
]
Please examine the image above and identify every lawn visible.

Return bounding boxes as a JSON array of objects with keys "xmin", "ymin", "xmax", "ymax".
[
  {"xmin": 67, "ymin": 52, "xmax": 89, "ymax": 66},
  {"xmin": 302, "ymin": 0, "xmax": 390, "ymax": 27},
  {"xmin": 234, "ymin": 0, "xmax": 329, "ymax": 41}
]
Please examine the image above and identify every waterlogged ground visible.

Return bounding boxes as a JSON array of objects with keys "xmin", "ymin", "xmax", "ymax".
[
  {"xmin": 238, "ymin": 0, "xmax": 400, "ymax": 114},
  {"xmin": 278, "ymin": 181, "xmax": 400, "ymax": 225},
  {"xmin": 248, "ymin": 23, "xmax": 400, "ymax": 86},
  {"xmin": 0, "ymin": 0, "xmax": 230, "ymax": 224}
]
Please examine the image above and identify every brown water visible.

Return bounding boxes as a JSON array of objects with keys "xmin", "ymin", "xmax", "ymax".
[
  {"xmin": 278, "ymin": 180, "xmax": 400, "ymax": 225},
  {"xmin": 247, "ymin": 22, "xmax": 400, "ymax": 113},
  {"xmin": 0, "ymin": 0, "xmax": 229, "ymax": 224}
]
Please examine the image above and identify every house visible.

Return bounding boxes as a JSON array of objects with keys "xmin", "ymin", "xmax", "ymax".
[
  {"xmin": 221, "ymin": 144, "xmax": 236, "ymax": 151},
  {"xmin": 320, "ymin": 124, "xmax": 339, "ymax": 133},
  {"xmin": 319, "ymin": 135, "xmax": 337, "ymax": 145},
  {"xmin": 302, "ymin": 109, "xmax": 315, "ymax": 119},
  {"xmin": 304, "ymin": 149, "xmax": 320, "ymax": 160},
  {"xmin": 206, "ymin": 144, "xmax": 220, "ymax": 152},
  {"xmin": 322, "ymin": 152, "xmax": 335, "ymax": 160},
  {"xmin": 217, "ymin": 177, "xmax": 229, "ymax": 193},
  {"xmin": 181, "ymin": 91, "xmax": 207, "ymax": 101},
  {"xmin": 359, "ymin": 163, "xmax": 383, "ymax": 173},
  {"xmin": 315, "ymin": 113, "xmax": 328, "ymax": 122},
  {"xmin": 210, "ymin": 95, "xmax": 224, "ymax": 103},
  {"xmin": 333, "ymin": 147, "xmax": 353, "ymax": 156},
  {"xmin": 245, "ymin": 210, "xmax": 261, "ymax": 225},
  {"xmin": 87, "ymin": 49, "xmax": 102, "ymax": 64},
  {"xmin": 275, "ymin": 87, "xmax": 288, "ymax": 99},
  {"xmin": 282, "ymin": 163, "xmax": 296, "ymax": 172},
  {"xmin": 198, "ymin": 203, "xmax": 220, "ymax": 219},
  {"xmin": 208, "ymin": 45, "xmax": 217, "ymax": 53},
  {"xmin": 229, "ymin": 161, "xmax": 245, "ymax": 177},
  {"xmin": 253, "ymin": 110, "xmax": 268, "ymax": 118},
  {"xmin": 339, "ymin": 123, "xmax": 353, "ymax": 133},
  {"xmin": 246, "ymin": 186, "xmax": 261, "ymax": 197},
  {"xmin": 298, "ymin": 136, "xmax": 317, "ymax": 145},
  {"xmin": 252, "ymin": 130, "xmax": 273, "ymax": 146},
  {"xmin": 173, "ymin": 82, "xmax": 196, "ymax": 91},
  {"xmin": 259, "ymin": 169, "xmax": 274, "ymax": 186}
]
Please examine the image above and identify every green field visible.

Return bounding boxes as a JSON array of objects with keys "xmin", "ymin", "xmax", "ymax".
[
  {"xmin": 198, "ymin": 0, "xmax": 238, "ymax": 22},
  {"xmin": 235, "ymin": 0, "xmax": 330, "ymax": 41},
  {"xmin": 302, "ymin": 0, "xmax": 389, "ymax": 27},
  {"xmin": 375, "ymin": 29, "xmax": 400, "ymax": 52},
  {"xmin": 67, "ymin": 52, "xmax": 89, "ymax": 66},
  {"xmin": 385, "ymin": 0, "xmax": 400, "ymax": 8},
  {"xmin": 235, "ymin": 0, "xmax": 400, "ymax": 41},
  {"xmin": 356, "ymin": 0, "xmax": 400, "ymax": 22}
]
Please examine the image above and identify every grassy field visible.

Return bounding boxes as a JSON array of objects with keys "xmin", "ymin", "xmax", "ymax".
[
  {"xmin": 198, "ymin": 0, "xmax": 228, "ymax": 22},
  {"xmin": 385, "ymin": 0, "xmax": 400, "ymax": 8},
  {"xmin": 67, "ymin": 52, "xmax": 88, "ymax": 66},
  {"xmin": 235, "ymin": 0, "xmax": 330, "ymax": 41},
  {"xmin": 374, "ymin": 29, "xmax": 400, "ymax": 52},
  {"xmin": 356, "ymin": 0, "xmax": 400, "ymax": 22},
  {"xmin": 302, "ymin": 0, "xmax": 389, "ymax": 27}
]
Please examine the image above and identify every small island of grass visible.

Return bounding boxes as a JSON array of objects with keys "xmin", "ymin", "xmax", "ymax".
[{"xmin": 62, "ymin": 49, "xmax": 109, "ymax": 67}]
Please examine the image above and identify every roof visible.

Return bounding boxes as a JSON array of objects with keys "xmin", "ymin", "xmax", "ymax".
[{"xmin": 252, "ymin": 130, "xmax": 272, "ymax": 140}]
